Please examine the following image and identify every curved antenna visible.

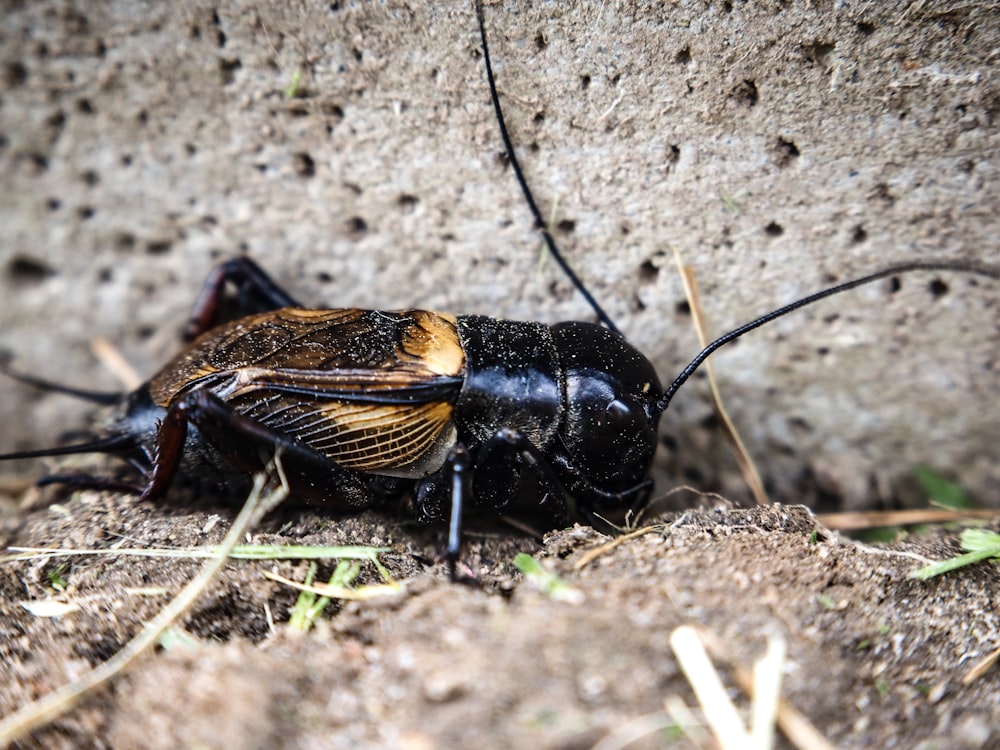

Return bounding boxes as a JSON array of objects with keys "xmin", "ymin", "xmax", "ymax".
[
  {"xmin": 0, "ymin": 361, "xmax": 132, "ymax": 460},
  {"xmin": 0, "ymin": 433, "xmax": 137, "ymax": 462},
  {"xmin": 475, "ymin": 1, "xmax": 622, "ymax": 336},
  {"xmin": 0, "ymin": 363, "xmax": 122, "ymax": 405},
  {"xmin": 0, "ymin": 356, "xmax": 125, "ymax": 406},
  {"xmin": 655, "ymin": 260, "xmax": 1000, "ymax": 416}
]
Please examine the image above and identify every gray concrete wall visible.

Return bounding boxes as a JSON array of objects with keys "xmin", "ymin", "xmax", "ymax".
[{"xmin": 1, "ymin": 1, "xmax": 997, "ymax": 509}]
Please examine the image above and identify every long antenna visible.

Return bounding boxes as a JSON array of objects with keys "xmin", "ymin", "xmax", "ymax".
[
  {"xmin": 0, "ymin": 433, "xmax": 137, "ymax": 462},
  {"xmin": 0, "ymin": 362, "xmax": 122, "ymax": 405},
  {"xmin": 655, "ymin": 260, "xmax": 1000, "ymax": 415},
  {"xmin": 475, "ymin": 0, "xmax": 622, "ymax": 336}
]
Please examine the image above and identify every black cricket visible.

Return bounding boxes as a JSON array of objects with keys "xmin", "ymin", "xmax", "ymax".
[{"xmin": 1, "ymin": 4, "xmax": 997, "ymax": 571}]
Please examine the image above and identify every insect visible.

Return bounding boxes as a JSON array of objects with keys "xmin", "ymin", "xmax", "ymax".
[{"xmin": 1, "ymin": 3, "xmax": 997, "ymax": 572}]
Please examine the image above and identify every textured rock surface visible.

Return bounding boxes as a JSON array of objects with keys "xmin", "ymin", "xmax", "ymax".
[{"xmin": 1, "ymin": 1, "xmax": 997, "ymax": 507}]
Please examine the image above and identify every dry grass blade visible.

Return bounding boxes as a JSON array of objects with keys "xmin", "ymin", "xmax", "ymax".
[
  {"xmin": 695, "ymin": 627, "xmax": 836, "ymax": 750},
  {"xmin": 741, "ymin": 673, "xmax": 836, "ymax": 750},
  {"xmin": 962, "ymin": 644, "xmax": 1000, "ymax": 685},
  {"xmin": 89, "ymin": 336, "xmax": 143, "ymax": 391},
  {"xmin": 673, "ymin": 250, "xmax": 770, "ymax": 506},
  {"xmin": 2, "ymin": 543, "xmax": 392, "ymax": 565},
  {"xmin": 818, "ymin": 508, "xmax": 1000, "ymax": 531},
  {"xmin": 0, "ymin": 465, "xmax": 288, "ymax": 747},
  {"xmin": 670, "ymin": 625, "xmax": 754, "ymax": 749},
  {"xmin": 574, "ymin": 487, "xmax": 734, "ymax": 571},
  {"xmin": 264, "ymin": 569, "xmax": 402, "ymax": 602},
  {"xmin": 573, "ymin": 525, "xmax": 660, "ymax": 570}
]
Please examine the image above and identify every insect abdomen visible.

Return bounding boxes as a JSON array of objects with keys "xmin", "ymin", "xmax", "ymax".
[{"xmin": 148, "ymin": 308, "xmax": 467, "ymax": 477}]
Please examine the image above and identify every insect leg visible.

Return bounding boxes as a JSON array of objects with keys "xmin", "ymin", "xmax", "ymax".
[
  {"xmin": 184, "ymin": 256, "xmax": 303, "ymax": 340},
  {"xmin": 142, "ymin": 387, "xmax": 376, "ymax": 509},
  {"xmin": 444, "ymin": 444, "xmax": 471, "ymax": 576},
  {"xmin": 415, "ymin": 428, "xmax": 566, "ymax": 576},
  {"xmin": 470, "ymin": 427, "xmax": 568, "ymax": 515}
]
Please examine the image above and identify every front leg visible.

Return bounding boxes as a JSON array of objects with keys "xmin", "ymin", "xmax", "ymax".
[
  {"xmin": 549, "ymin": 451, "xmax": 654, "ymax": 531},
  {"xmin": 143, "ymin": 387, "xmax": 376, "ymax": 509},
  {"xmin": 415, "ymin": 427, "xmax": 569, "ymax": 579}
]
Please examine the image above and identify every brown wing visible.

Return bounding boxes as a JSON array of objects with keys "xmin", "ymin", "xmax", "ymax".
[{"xmin": 148, "ymin": 309, "xmax": 466, "ymax": 473}]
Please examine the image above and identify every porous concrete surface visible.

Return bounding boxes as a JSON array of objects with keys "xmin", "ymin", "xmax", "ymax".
[{"xmin": 1, "ymin": 1, "xmax": 998, "ymax": 508}]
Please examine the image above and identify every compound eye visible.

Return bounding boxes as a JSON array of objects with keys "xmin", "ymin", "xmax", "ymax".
[
  {"xmin": 572, "ymin": 393, "xmax": 657, "ymax": 490},
  {"xmin": 601, "ymin": 397, "xmax": 644, "ymax": 432}
]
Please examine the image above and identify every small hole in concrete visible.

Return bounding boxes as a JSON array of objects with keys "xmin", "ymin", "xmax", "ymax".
[
  {"xmin": 928, "ymin": 279, "xmax": 948, "ymax": 298},
  {"xmin": 346, "ymin": 216, "xmax": 368, "ymax": 236},
  {"xmin": 774, "ymin": 137, "xmax": 799, "ymax": 167},
  {"xmin": 7, "ymin": 255, "xmax": 55, "ymax": 284},
  {"xmin": 733, "ymin": 79, "xmax": 758, "ymax": 107},
  {"xmin": 28, "ymin": 153, "xmax": 49, "ymax": 172},
  {"xmin": 292, "ymin": 152, "xmax": 316, "ymax": 178},
  {"xmin": 219, "ymin": 58, "xmax": 242, "ymax": 85},
  {"xmin": 146, "ymin": 240, "xmax": 172, "ymax": 255},
  {"xmin": 5, "ymin": 61, "xmax": 28, "ymax": 87},
  {"xmin": 114, "ymin": 232, "xmax": 136, "ymax": 251},
  {"xmin": 638, "ymin": 259, "xmax": 659, "ymax": 282}
]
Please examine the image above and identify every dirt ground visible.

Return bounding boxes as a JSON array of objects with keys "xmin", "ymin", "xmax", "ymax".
[
  {"xmin": 1, "ymin": 490, "xmax": 999, "ymax": 749},
  {"xmin": 1, "ymin": 1, "xmax": 999, "ymax": 749}
]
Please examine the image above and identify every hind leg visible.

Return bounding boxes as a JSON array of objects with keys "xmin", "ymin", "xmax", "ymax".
[{"xmin": 185, "ymin": 256, "xmax": 303, "ymax": 340}]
